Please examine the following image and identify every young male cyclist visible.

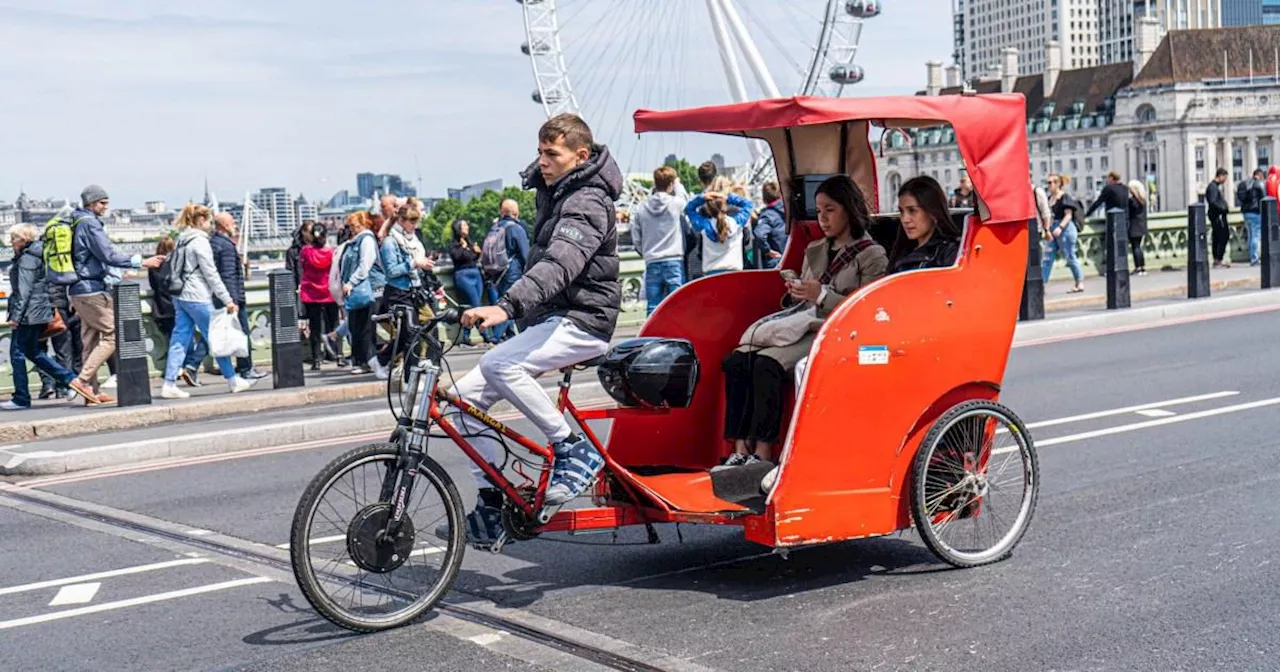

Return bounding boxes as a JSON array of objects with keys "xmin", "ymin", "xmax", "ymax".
[{"xmin": 449, "ymin": 113, "xmax": 623, "ymax": 546}]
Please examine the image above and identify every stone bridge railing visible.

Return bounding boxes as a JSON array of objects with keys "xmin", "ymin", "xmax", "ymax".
[{"xmin": 0, "ymin": 236, "xmax": 295, "ymax": 263}]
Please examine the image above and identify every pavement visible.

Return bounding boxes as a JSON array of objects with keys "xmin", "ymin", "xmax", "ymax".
[
  {"xmin": 2, "ymin": 265, "xmax": 1279, "ymax": 476},
  {"xmin": 3, "ymin": 307, "xmax": 1280, "ymax": 670}
]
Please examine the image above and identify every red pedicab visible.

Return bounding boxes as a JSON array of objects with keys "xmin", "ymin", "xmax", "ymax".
[{"xmin": 290, "ymin": 93, "xmax": 1040, "ymax": 632}]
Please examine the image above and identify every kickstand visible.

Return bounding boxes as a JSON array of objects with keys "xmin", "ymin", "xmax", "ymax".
[{"xmin": 644, "ymin": 522, "xmax": 660, "ymax": 544}]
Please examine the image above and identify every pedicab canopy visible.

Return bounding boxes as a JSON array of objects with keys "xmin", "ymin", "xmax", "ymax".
[{"xmin": 633, "ymin": 94, "xmax": 1034, "ymax": 225}]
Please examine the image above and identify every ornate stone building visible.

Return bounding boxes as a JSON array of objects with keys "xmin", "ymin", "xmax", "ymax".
[{"xmin": 878, "ymin": 21, "xmax": 1280, "ymax": 214}]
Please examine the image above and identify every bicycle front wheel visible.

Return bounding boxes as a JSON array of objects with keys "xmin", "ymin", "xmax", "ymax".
[{"xmin": 290, "ymin": 443, "xmax": 465, "ymax": 632}]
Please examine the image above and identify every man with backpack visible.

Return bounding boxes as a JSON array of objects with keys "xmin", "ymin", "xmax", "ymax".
[
  {"xmin": 54, "ymin": 185, "xmax": 164, "ymax": 404},
  {"xmin": 480, "ymin": 199, "xmax": 530, "ymax": 341},
  {"xmin": 1237, "ymin": 168, "xmax": 1266, "ymax": 266}
]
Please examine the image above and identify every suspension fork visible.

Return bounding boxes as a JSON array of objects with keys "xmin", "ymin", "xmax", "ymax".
[{"xmin": 379, "ymin": 350, "xmax": 442, "ymax": 540}]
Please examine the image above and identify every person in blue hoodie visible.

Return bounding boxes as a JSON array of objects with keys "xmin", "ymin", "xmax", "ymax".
[
  {"xmin": 67, "ymin": 185, "xmax": 165, "ymax": 404},
  {"xmin": 753, "ymin": 181, "xmax": 788, "ymax": 269},
  {"xmin": 631, "ymin": 165, "xmax": 687, "ymax": 314}
]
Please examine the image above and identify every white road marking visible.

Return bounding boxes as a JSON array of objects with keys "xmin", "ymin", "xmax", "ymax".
[
  {"xmin": 185, "ymin": 529, "xmax": 215, "ymax": 536},
  {"xmin": 274, "ymin": 534, "xmax": 346, "ymax": 550},
  {"xmin": 468, "ymin": 633, "xmax": 505, "ymax": 646},
  {"xmin": 1017, "ymin": 391, "xmax": 1238, "ymax": 430},
  {"xmin": 1135, "ymin": 409, "xmax": 1177, "ymax": 418},
  {"xmin": 0, "ymin": 577, "xmax": 271, "ymax": 631},
  {"xmin": 48, "ymin": 583, "xmax": 100, "ymax": 606},
  {"xmin": 995, "ymin": 396, "xmax": 1280, "ymax": 454},
  {"xmin": 0, "ymin": 558, "xmax": 209, "ymax": 597}
]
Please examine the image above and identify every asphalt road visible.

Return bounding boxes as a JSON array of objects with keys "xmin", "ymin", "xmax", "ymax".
[{"xmin": 3, "ymin": 309, "xmax": 1280, "ymax": 671}]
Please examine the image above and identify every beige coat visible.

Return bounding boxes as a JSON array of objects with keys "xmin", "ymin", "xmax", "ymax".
[{"xmin": 738, "ymin": 234, "xmax": 889, "ymax": 371}]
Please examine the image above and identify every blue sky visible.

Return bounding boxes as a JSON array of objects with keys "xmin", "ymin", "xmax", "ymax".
[{"xmin": 0, "ymin": 0, "xmax": 952, "ymax": 208}]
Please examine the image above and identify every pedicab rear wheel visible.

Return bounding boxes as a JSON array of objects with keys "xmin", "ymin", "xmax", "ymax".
[{"xmin": 910, "ymin": 400, "xmax": 1038, "ymax": 568}]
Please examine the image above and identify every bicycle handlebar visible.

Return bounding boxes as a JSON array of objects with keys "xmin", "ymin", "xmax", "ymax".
[{"xmin": 372, "ymin": 306, "xmax": 461, "ymax": 327}]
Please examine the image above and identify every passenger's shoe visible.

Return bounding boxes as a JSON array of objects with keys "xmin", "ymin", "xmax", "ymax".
[
  {"xmin": 180, "ymin": 368, "xmax": 203, "ymax": 388},
  {"xmin": 101, "ymin": 374, "xmax": 117, "ymax": 390},
  {"xmin": 160, "ymin": 383, "xmax": 190, "ymax": 400},
  {"xmin": 544, "ymin": 434, "xmax": 604, "ymax": 506},
  {"xmin": 710, "ymin": 452, "xmax": 751, "ymax": 472},
  {"xmin": 228, "ymin": 376, "xmax": 257, "ymax": 394},
  {"xmin": 435, "ymin": 502, "xmax": 506, "ymax": 550}
]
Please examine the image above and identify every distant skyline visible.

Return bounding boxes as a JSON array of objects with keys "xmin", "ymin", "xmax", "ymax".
[{"xmin": 0, "ymin": 1, "xmax": 952, "ymax": 207}]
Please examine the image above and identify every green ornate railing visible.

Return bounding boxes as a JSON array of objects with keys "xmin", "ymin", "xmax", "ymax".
[
  {"xmin": 0, "ymin": 215, "xmax": 1245, "ymax": 394},
  {"xmin": 1047, "ymin": 210, "xmax": 1253, "ymax": 280}
]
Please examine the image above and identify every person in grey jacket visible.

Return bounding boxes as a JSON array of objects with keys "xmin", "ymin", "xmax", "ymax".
[
  {"xmin": 4, "ymin": 225, "xmax": 86, "ymax": 409},
  {"xmin": 161, "ymin": 204, "xmax": 258, "ymax": 399},
  {"xmin": 67, "ymin": 185, "xmax": 164, "ymax": 404},
  {"xmin": 631, "ymin": 165, "xmax": 687, "ymax": 314},
  {"xmin": 444, "ymin": 114, "xmax": 622, "ymax": 548}
]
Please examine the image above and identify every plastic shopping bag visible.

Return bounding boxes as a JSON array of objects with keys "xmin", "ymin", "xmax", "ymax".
[{"xmin": 210, "ymin": 309, "xmax": 250, "ymax": 359}]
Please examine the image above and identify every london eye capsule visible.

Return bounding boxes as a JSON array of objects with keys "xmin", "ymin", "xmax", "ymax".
[
  {"xmin": 532, "ymin": 90, "xmax": 564, "ymax": 105},
  {"xmin": 829, "ymin": 64, "xmax": 865, "ymax": 85},
  {"xmin": 521, "ymin": 40, "xmax": 551, "ymax": 56},
  {"xmin": 845, "ymin": 0, "xmax": 881, "ymax": 18}
]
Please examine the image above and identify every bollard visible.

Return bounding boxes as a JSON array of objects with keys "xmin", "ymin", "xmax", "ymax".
[
  {"xmin": 268, "ymin": 269, "xmax": 305, "ymax": 389},
  {"xmin": 1104, "ymin": 207, "xmax": 1131, "ymax": 309},
  {"xmin": 1262, "ymin": 197, "xmax": 1280, "ymax": 289},
  {"xmin": 1019, "ymin": 218, "xmax": 1045, "ymax": 321},
  {"xmin": 1187, "ymin": 202, "xmax": 1211, "ymax": 298},
  {"xmin": 112, "ymin": 282, "xmax": 152, "ymax": 407}
]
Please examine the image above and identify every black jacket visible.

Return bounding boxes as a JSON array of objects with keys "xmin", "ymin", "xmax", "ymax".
[
  {"xmin": 147, "ymin": 266, "xmax": 174, "ymax": 320},
  {"xmin": 498, "ymin": 146, "xmax": 623, "ymax": 341},
  {"xmin": 210, "ymin": 231, "xmax": 245, "ymax": 307},
  {"xmin": 1126, "ymin": 197, "xmax": 1148, "ymax": 239},
  {"xmin": 9, "ymin": 241, "xmax": 54, "ymax": 326},
  {"xmin": 1237, "ymin": 178, "xmax": 1265, "ymax": 213},
  {"xmin": 1086, "ymin": 182, "xmax": 1130, "ymax": 219},
  {"xmin": 890, "ymin": 235, "xmax": 961, "ymax": 274},
  {"xmin": 1206, "ymin": 180, "xmax": 1229, "ymax": 215}
]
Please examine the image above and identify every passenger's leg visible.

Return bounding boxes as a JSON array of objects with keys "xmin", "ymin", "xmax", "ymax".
[
  {"xmin": 746, "ymin": 354, "xmax": 786, "ymax": 463},
  {"xmin": 720, "ymin": 351, "xmax": 754, "ymax": 459}
]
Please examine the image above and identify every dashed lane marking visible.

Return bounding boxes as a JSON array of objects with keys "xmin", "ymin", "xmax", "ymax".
[
  {"xmin": 1135, "ymin": 409, "xmax": 1177, "ymax": 418},
  {"xmin": 47, "ymin": 583, "xmax": 100, "ymax": 606}
]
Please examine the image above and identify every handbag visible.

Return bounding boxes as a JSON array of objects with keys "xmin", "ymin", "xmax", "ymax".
[
  {"xmin": 41, "ymin": 308, "xmax": 67, "ymax": 340},
  {"xmin": 737, "ymin": 238, "xmax": 872, "ymax": 349}
]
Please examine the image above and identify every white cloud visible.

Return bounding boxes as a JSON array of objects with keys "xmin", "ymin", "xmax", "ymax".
[{"xmin": 0, "ymin": 0, "xmax": 952, "ymax": 208}]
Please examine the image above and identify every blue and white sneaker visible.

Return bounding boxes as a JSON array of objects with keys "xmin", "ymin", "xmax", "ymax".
[
  {"xmin": 436, "ymin": 500, "xmax": 506, "ymax": 550},
  {"xmin": 544, "ymin": 434, "xmax": 604, "ymax": 506}
]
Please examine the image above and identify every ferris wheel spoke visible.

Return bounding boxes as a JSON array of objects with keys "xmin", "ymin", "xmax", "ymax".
[{"xmin": 738, "ymin": 3, "xmax": 811, "ymax": 80}]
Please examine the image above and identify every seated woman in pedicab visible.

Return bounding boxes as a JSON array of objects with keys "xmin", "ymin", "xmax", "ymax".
[
  {"xmin": 716, "ymin": 174, "xmax": 889, "ymax": 469},
  {"xmin": 791, "ymin": 175, "xmax": 965, "ymax": 394},
  {"xmin": 887, "ymin": 175, "xmax": 963, "ymax": 272}
]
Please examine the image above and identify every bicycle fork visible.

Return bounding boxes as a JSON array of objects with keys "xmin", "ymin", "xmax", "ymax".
[{"xmin": 378, "ymin": 358, "xmax": 441, "ymax": 543}]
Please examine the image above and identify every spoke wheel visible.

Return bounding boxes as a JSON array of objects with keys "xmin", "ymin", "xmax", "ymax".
[
  {"xmin": 910, "ymin": 401, "xmax": 1038, "ymax": 568},
  {"xmin": 291, "ymin": 443, "xmax": 465, "ymax": 632}
]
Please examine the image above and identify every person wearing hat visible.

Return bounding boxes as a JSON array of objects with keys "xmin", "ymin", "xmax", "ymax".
[{"xmin": 67, "ymin": 185, "xmax": 165, "ymax": 405}]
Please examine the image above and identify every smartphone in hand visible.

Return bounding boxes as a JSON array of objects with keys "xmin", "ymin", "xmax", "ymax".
[{"xmin": 779, "ymin": 269, "xmax": 798, "ymax": 284}]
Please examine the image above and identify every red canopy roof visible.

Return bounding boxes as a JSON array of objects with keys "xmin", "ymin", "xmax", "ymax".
[{"xmin": 634, "ymin": 94, "xmax": 1034, "ymax": 224}]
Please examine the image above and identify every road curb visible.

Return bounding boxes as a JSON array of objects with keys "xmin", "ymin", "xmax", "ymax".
[
  {"xmin": 0, "ymin": 381, "xmax": 609, "ymax": 477},
  {"xmin": 1041, "ymin": 276, "xmax": 1258, "ymax": 312},
  {"xmin": 1015, "ymin": 286, "xmax": 1280, "ymax": 344}
]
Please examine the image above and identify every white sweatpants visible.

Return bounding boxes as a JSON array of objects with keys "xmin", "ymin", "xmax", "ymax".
[{"xmin": 447, "ymin": 317, "xmax": 611, "ymax": 487}]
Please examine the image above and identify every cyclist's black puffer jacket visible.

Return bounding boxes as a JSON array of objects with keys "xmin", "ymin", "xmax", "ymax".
[{"xmin": 497, "ymin": 145, "xmax": 623, "ymax": 341}]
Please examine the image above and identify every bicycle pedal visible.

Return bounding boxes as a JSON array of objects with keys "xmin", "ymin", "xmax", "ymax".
[{"xmin": 537, "ymin": 504, "xmax": 562, "ymax": 525}]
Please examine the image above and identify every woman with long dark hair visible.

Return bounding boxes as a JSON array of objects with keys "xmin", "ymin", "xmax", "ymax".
[
  {"xmin": 448, "ymin": 219, "xmax": 496, "ymax": 347},
  {"xmin": 718, "ymin": 175, "xmax": 889, "ymax": 468},
  {"xmin": 889, "ymin": 175, "xmax": 963, "ymax": 273}
]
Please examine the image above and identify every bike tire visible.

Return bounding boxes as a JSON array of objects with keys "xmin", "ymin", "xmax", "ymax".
[
  {"xmin": 290, "ymin": 443, "xmax": 466, "ymax": 632},
  {"xmin": 909, "ymin": 400, "xmax": 1039, "ymax": 569}
]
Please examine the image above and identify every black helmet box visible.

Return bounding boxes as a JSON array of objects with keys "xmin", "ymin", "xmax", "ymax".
[{"xmin": 596, "ymin": 338, "xmax": 700, "ymax": 409}]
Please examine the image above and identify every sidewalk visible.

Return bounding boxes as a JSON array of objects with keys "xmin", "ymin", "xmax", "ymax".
[{"xmin": 0, "ymin": 266, "xmax": 1271, "ymax": 449}]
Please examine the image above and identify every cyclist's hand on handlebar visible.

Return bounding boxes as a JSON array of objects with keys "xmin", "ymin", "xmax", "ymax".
[{"xmin": 461, "ymin": 306, "xmax": 508, "ymax": 329}]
